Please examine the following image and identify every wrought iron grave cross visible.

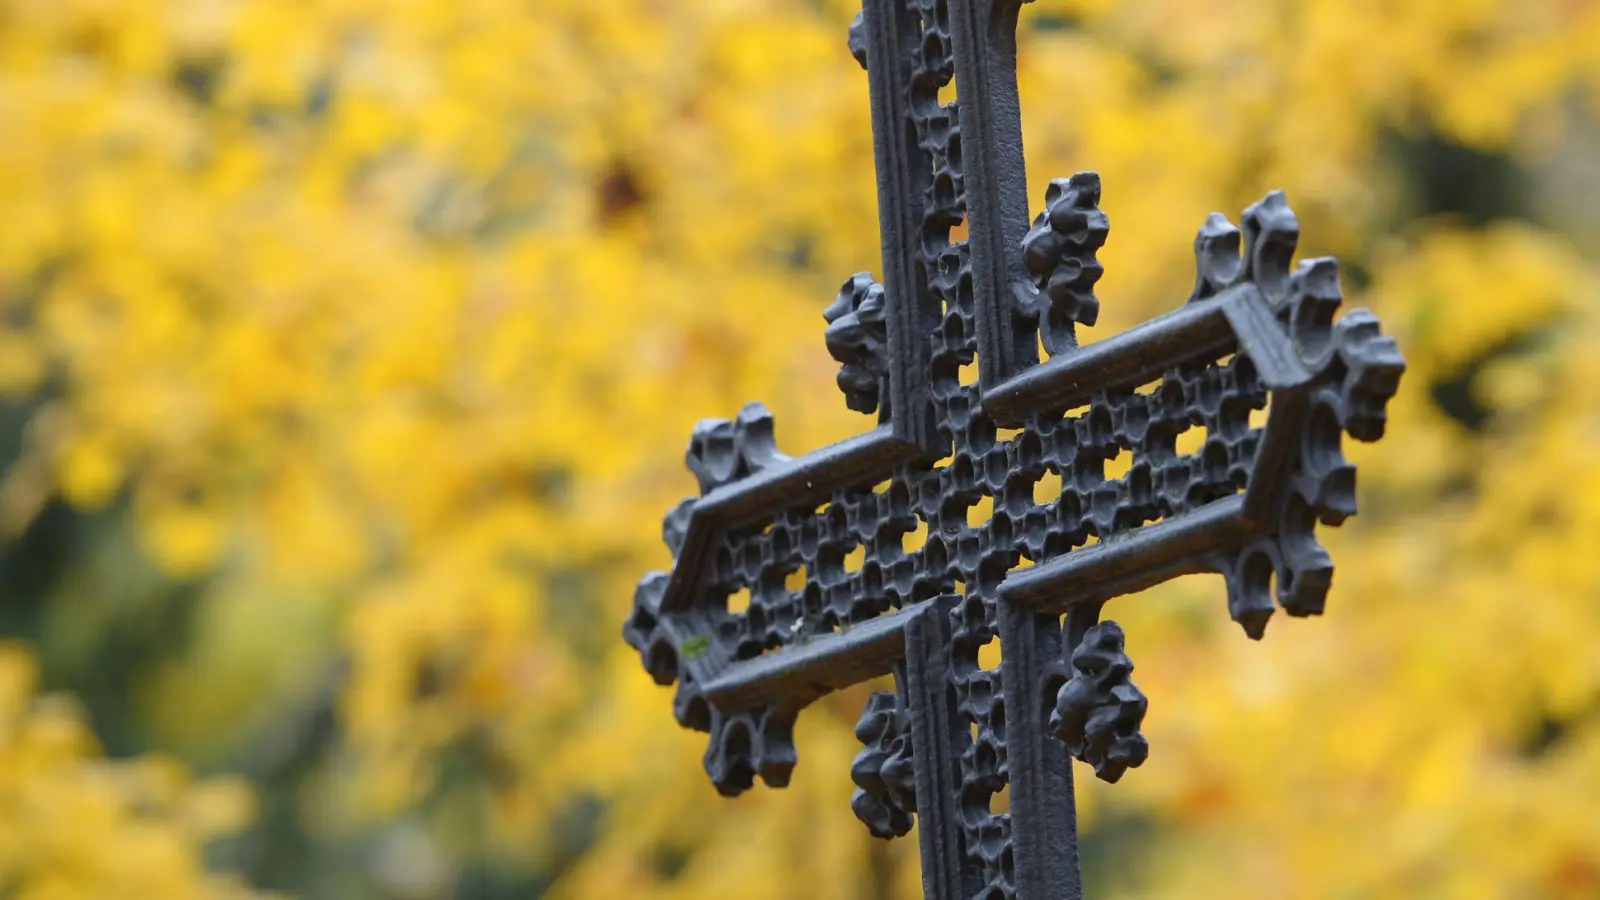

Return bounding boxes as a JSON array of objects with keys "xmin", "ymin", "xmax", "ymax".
[{"xmin": 624, "ymin": 2, "xmax": 1406, "ymax": 897}]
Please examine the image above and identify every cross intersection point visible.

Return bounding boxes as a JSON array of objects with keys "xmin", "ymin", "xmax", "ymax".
[{"xmin": 624, "ymin": 2, "xmax": 1405, "ymax": 897}]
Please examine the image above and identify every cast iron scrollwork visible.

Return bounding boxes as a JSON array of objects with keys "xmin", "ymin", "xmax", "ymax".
[
  {"xmin": 703, "ymin": 706, "xmax": 801, "ymax": 797},
  {"xmin": 1176, "ymin": 194, "xmax": 1405, "ymax": 638},
  {"xmin": 848, "ymin": 11, "xmax": 869, "ymax": 70},
  {"xmin": 686, "ymin": 401, "xmax": 789, "ymax": 496},
  {"xmin": 1020, "ymin": 171, "xmax": 1110, "ymax": 355},
  {"xmin": 850, "ymin": 690, "xmax": 918, "ymax": 838},
  {"xmin": 824, "ymin": 273, "xmax": 892, "ymax": 417},
  {"xmin": 627, "ymin": 4, "xmax": 1406, "ymax": 896},
  {"xmin": 1188, "ymin": 190, "xmax": 1300, "ymax": 304},
  {"xmin": 1050, "ymin": 621, "xmax": 1149, "ymax": 784},
  {"xmin": 625, "ymin": 401, "xmax": 808, "ymax": 796}
]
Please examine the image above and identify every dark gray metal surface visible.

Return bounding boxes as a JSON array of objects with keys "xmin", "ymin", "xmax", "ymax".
[{"xmin": 623, "ymin": 2, "xmax": 1406, "ymax": 897}]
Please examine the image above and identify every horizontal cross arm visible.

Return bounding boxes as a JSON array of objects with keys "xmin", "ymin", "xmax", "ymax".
[
  {"xmin": 982, "ymin": 287, "xmax": 1242, "ymax": 425},
  {"xmin": 999, "ymin": 494, "xmax": 1254, "ymax": 613},
  {"xmin": 696, "ymin": 425, "xmax": 923, "ymax": 529},
  {"xmin": 982, "ymin": 283, "xmax": 1322, "ymax": 427},
  {"xmin": 662, "ymin": 425, "xmax": 925, "ymax": 613},
  {"xmin": 701, "ymin": 599, "xmax": 925, "ymax": 714}
]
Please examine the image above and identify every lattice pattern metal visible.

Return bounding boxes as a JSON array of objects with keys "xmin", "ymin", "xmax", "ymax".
[{"xmin": 624, "ymin": 2, "xmax": 1405, "ymax": 898}]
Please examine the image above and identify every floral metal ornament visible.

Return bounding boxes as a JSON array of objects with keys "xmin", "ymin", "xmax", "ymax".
[
  {"xmin": 825, "ymin": 273, "xmax": 892, "ymax": 416},
  {"xmin": 624, "ymin": 1, "xmax": 1404, "ymax": 897},
  {"xmin": 1049, "ymin": 622, "xmax": 1147, "ymax": 784},
  {"xmin": 850, "ymin": 689, "xmax": 919, "ymax": 838}
]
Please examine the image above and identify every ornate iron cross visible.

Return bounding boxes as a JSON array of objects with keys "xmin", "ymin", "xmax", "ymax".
[{"xmin": 624, "ymin": 2, "xmax": 1405, "ymax": 897}]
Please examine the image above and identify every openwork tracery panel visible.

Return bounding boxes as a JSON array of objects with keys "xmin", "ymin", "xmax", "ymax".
[{"xmin": 623, "ymin": 2, "xmax": 1404, "ymax": 898}]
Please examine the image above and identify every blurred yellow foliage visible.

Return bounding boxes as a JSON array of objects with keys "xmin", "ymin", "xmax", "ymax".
[
  {"xmin": 0, "ymin": 643, "xmax": 259, "ymax": 900},
  {"xmin": 0, "ymin": 0, "xmax": 1598, "ymax": 897}
]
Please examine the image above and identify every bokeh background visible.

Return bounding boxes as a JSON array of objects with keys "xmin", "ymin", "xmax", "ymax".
[{"xmin": 1, "ymin": 0, "xmax": 1599, "ymax": 897}]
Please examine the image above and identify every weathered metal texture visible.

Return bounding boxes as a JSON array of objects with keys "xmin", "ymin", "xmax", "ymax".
[{"xmin": 622, "ymin": 2, "xmax": 1406, "ymax": 898}]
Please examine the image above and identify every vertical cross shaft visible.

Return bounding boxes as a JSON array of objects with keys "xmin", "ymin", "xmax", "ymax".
[
  {"xmin": 951, "ymin": 0, "xmax": 1044, "ymax": 388},
  {"xmin": 945, "ymin": 2, "xmax": 1085, "ymax": 896},
  {"xmin": 863, "ymin": 0, "xmax": 945, "ymax": 458}
]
